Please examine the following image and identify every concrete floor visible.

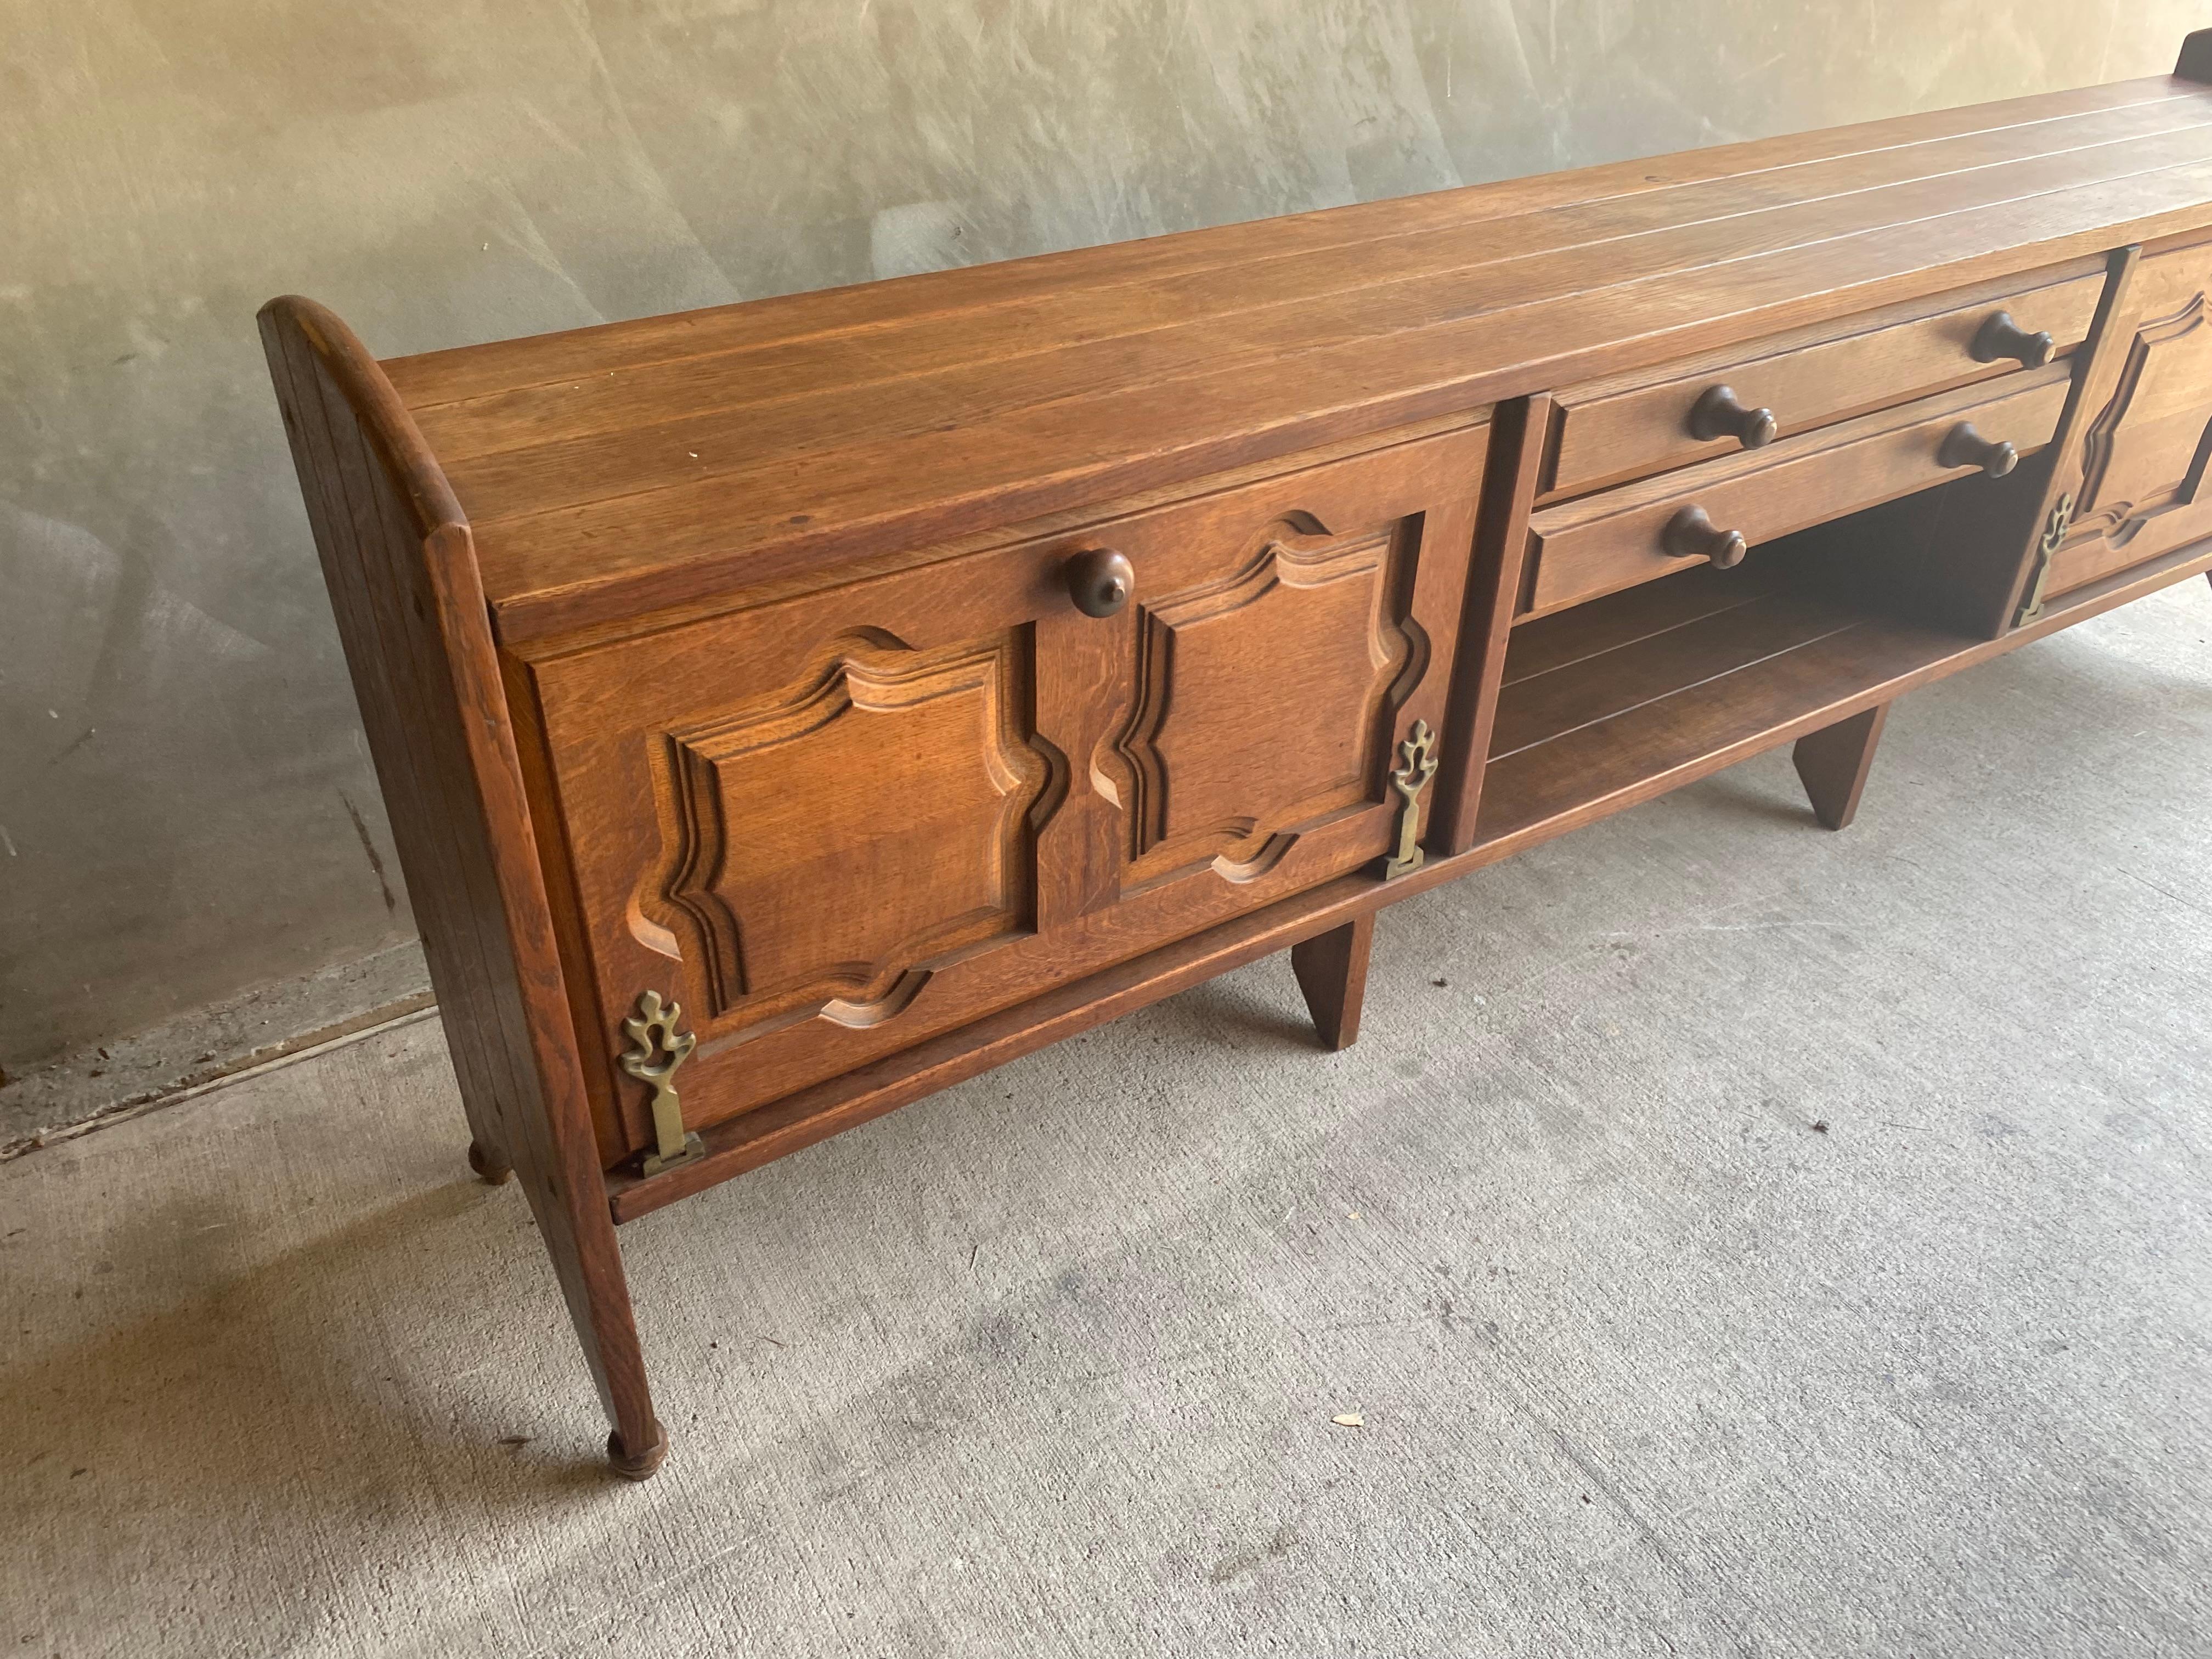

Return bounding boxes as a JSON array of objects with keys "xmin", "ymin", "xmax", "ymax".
[{"xmin": 7, "ymin": 583, "xmax": 2211, "ymax": 1659}]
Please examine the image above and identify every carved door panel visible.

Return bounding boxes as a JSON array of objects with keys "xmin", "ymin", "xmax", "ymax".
[
  {"xmin": 2040, "ymin": 239, "xmax": 2212, "ymax": 601},
  {"xmin": 512, "ymin": 419, "xmax": 1488, "ymax": 1162},
  {"xmin": 515, "ymin": 546, "xmax": 1089, "ymax": 1158},
  {"xmin": 1083, "ymin": 430, "xmax": 1488, "ymax": 911}
]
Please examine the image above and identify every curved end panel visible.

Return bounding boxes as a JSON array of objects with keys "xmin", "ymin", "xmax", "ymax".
[
  {"xmin": 2179, "ymin": 27, "xmax": 2212, "ymax": 83},
  {"xmin": 261, "ymin": 295, "xmax": 658, "ymax": 1451},
  {"xmin": 258, "ymin": 295, "xmax": 467, "ymax": 537}
]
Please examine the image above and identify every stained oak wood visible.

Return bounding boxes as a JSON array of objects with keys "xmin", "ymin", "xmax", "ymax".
[
  {"xmin": 264, "ymin": 45, "xmax": 2212, "ymax": 1479},
  {"xmin": 1473, "ymin": 537, "xmax": 2212, "ymax": 858},
  {"xmin": 1793, "ymin": 703, "xmax": 1892, "ymax": 830},
  {"xmin": 1432, "ymin": 394, "xmax": 1553, "ymax": 855},
  {"xmin": 2180, "ymin": 29, "xmax": 2212, "ymax": 84},
  {"xmin": 1291, "ymin": 912, "xmax": 1375, "ymax": 1051},
  {"xmin": 1548, "ymin": 264, "xmax": 2105, "ymax": 498},
  {"xmin": 365, "ymin": 80, "xmax": 2212, "ymax": 640},
  {"xmin": 391, "ymin": 82, "xmax": 2202, "ymax": 411},
  {"xmin": 603, "ymin": 533, "xmax": 2212, "ymax": 1227},
  {"xmin": 258, "ymin": 297, "xmax": 665, "ymax": 1477},
  {"xmin": 514, "ymin": 421, "xmax": 1486, "ymax": 1147},
  {"xmin": 2041, "ymin": 234, "xmax": 2212, "ymax": 596},
  {"xmin": 1520, "ymin": 368, "xmax": 2074, "ymax": 619}
]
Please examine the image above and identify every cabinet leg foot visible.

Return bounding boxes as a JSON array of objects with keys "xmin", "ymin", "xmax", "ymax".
[
  {"xmin": 1291, "ymin": 911, "xmax": 1375, "ymax": 1051},
  {"xmin": 498, "ymin": 1120, "xmax": 665, "ymax": 1486},
  {"xmin": 466, "ymin": 1139, "xmax": 514, "ymax": 1185},
  {"xmin": 607, "ymin": 1420, "xmax": 670, "ymax": 1481},
  {"xmin": 1792, "ymin": 702, "xmax": 1891, "ymax": 831}
]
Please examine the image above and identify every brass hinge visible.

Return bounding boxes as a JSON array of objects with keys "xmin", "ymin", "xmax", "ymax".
[
  {"xmin": 620, "ymin": 990, "xmax": 704, "ymax": 1175},
  {"xmin": 1383, "ymin": 720, "xmax": 1438, "ymax": 881},
  {"xmin": 2015, "ymin": 490, "xmax": 2073, "ymax": 629}
]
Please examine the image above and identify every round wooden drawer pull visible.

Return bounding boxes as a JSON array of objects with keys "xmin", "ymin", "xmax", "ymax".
[
  {"xmin": 1663, "ymin": 505, "xmax": 1749, "ymax": 569},
  {"xmin": 1065, "ymin": 547, "xmax": 1135, "ymax": 617},
  {"xmin": 1937, "ymin": 421, "xmax": 2018, "ymax": 477},
  {"xmin": 1970, "ymin": 310, "xmax": 2054, "ymax": 368},
  {"xmin": 1688, "ymin": 383, "xmax": 1778, "ymax": 448}
]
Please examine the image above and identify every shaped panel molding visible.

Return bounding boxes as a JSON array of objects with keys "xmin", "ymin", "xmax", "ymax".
[
  {"xmin": 648, "ymin": 628, "xmax": 1057, "ymax": 1034},
  {"xmin": 2073, "ymin": 291, "xmax": 2212, "ymax": 549},
  {"xmin": 1099, "ymin": 515, "xmax": 1423, "ymax": 888}
]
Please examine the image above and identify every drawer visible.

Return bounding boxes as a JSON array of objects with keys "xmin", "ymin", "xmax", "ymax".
[
  {"xmin": 1521, "ymin": 365, "xmax": 2073, "ymax": 620},
  {"xmin": 1548, "ymin": 266, "xmax": 2106, "ymax": 500}
]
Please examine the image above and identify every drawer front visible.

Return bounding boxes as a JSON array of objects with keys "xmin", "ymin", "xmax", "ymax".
[
  {"xmin": 2043, "ymin": 239, "xmax": 2212, "ymax": 599},
  {"xmin": 1549, "ymin": 267, "xmax": 2105, "ymax": 500},
  {"xmin": 514, "ymin": 421, "xmax": 1488, "ymax": 1158},
  {"xmin": 1523, "ymin": 366, "xmax": 2072, "ymax": 620}
]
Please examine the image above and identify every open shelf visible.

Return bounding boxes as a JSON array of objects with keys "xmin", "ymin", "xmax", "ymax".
[{"xmin": 1472, "ymin": 555, "xmax": 1978, "ymax": 850}]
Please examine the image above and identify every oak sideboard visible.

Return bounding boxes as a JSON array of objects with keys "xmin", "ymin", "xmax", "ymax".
[{"xmin": 264, "ymin": 35, "xmax": 2212, "ymax": 1479}]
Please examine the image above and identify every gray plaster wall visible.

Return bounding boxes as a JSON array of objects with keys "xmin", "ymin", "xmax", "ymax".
[{"xmin": 1, "ymin": 2, "xmax": 2199, "ymax": 1104}]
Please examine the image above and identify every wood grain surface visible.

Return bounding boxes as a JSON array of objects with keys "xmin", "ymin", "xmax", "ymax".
[
  {"xmin": 262, "ymin": 43, "xmax": 2212, "ymax": 1479},
  {"xmin": 259, "ymin": 297, "xmax": 665, "ymax": 1474},
  {"xmin": 368, "ymin": 76, "xmax": 2212, "ymax": 640}
]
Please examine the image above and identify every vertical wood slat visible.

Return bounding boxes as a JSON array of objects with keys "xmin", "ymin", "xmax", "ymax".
[
  {"xmin": 257, "ymin": 297, "xmax": 664, "ymax": 1477},
  {"xmin": 1982, "ymin": 244, "xmax": 2145, "ymax": 634},
  {"xmin": 1431, "ymin": 394, "xmax": 1552, "ymax": 855}
]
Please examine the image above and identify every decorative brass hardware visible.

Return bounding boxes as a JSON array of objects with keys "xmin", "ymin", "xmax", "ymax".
[
  {"xmin": 2015, "ymin": 490, "xmax": 2073, "ymax": 628},
  {"xmin": 620, "ymin": 990, "xmax": 703, "ymax": 1175},
  {"xmin": 1383, "ymin": 720, "xmax": 1438, "ymax": 880}
]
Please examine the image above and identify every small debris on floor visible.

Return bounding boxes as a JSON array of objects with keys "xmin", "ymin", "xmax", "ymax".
[
  {"xmin": 498, "ymin": 1436, "xmax": 533, "ymax": 1450},
  {"xmin": 1812, "ymin": 1120, "xmax": 1830, "ymax": 1134},
  {"xmin": 1431, "ymin": 977, "xmax": 1448, "ymax": 988},
  {"xmin": 1331, "ymin": 1413, "xmax": 1363, "ymax": 1428}
]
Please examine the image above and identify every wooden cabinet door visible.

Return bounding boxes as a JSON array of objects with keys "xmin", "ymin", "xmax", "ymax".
[
  {"xmin": 2042, "ymin": 239, "xmax": 2212, "ymax": 599},
  {"xmin": 515, "ymin": 539, "xmax": 1082, "ymax": 1160},
  {"xmin": 511, "ymin": 419, "xmax": 1487, "ymax": 1163},
  {"xmin": 1080, "ymin": 425, "xmax": 1488, "ymax": 912}
]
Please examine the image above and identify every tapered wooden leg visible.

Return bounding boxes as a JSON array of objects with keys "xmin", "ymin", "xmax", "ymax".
[
  {"xmin": 508, "ymin": 1153, "xmax": 668, "ymax": 1480},
  {"xmin": 1291, "ymin": 911, "xmax": 1375, "ymax": 1051},
  {"xmin": 1793, "ymin": 702, "xmax": 1891, "ymax": 831}
]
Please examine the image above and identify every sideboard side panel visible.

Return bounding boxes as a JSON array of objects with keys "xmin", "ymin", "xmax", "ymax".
[{"xmin": 258, "ymin": 297, "xmax": 661, "ymax": 1469}]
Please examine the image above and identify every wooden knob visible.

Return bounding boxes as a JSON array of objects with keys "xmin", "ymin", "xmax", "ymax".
[
  {"xmin": 1663, "ymin": 505, "xmax": 1748, "ymax": 569},
  {"xmin": 1970, "ymin": 310, "xmax": 2053, "ymax": 368},
  {"xmin": 1065, "ymin": 548, "xmax": 1135, "ymax": 617},
  {"xmin": 1687, "ymin": 384, "xmax": 1778, "ymax": 448},
  {"xmin": 1936, "ymin": 421, "xmax": 2018, "ymax": 478}
]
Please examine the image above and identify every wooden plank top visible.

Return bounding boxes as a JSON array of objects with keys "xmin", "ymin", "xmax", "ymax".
[{"xmin": 375, "ymin": 72, "xmax": 2212, "ymax": 641}]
